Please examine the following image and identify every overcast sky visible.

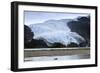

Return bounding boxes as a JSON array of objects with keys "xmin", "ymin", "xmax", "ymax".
[{"xmin": 24, "ymin": 11, "xmax": 89, "ymax": 26}]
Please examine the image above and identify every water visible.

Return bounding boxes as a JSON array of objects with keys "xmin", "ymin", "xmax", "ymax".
[{"xmin": 24, "ymin": 54, "xmax": 90, "ymax": 62}]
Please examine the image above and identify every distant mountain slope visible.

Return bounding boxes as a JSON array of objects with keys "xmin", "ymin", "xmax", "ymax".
[{"xmin": 67, "ymin": 16, "xmax": 90, "ymax": 47}]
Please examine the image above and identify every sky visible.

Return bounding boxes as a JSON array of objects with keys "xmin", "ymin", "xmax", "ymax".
[{"xmin": 24, "ymin": 11, "xmax": 89, "ymax": 26}]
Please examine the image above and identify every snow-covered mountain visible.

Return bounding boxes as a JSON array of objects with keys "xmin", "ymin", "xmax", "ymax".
[
  {"xmin": 29, "ymin": 19, "xmax": 85, "ymax": 47},
  {"xmin": 29, "ymin": 19, "xmax": 72, "ymax": 35}
]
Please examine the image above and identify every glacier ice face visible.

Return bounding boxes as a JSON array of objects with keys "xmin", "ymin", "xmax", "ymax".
[
  {"xmin": 33, "ymin": 31, "xmax": 85, "ymax": 46},
  {"xmin": 29, "ymin": 19, "xmax": 85, "ymax": 47}
]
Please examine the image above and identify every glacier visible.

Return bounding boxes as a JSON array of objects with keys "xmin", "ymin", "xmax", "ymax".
[{"xmin": 29, "ymin": 19, "xmax": 85, "ymax": 47}]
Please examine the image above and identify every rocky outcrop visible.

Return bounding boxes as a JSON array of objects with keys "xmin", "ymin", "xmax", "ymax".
[
  {"xmin": 24, "ymin": 25, "xmax": 48, "ymax": 48},
  {"xmin": 67, "ymin": 16, "xmax": 90, "ymax": 47},
  {"xmin": 24, "ymin": 25, "xmax": 34, "ymax": 44}
]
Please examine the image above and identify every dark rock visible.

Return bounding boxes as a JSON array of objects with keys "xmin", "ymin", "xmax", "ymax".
[
  {"xmin": 79, "ymin": 42, "xmax": 87, "ymax": 47},
  {"xmin": 50, "ymin": 42, "xmax": 66, "ymax": 48},
  {"xmin": 24, "ymin": 25, "xmax": 34, "ymax": 44},
  {"xmin": 67, "ymin": 42, "xmax": 79, "ymax": 47},
  {"xmin": 25, "ymin": 39, "xmax": 48, "ymax": 48},
  {"xmin": 24, "ymin": 25, "xmax": 48, "ymax": 48}
]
